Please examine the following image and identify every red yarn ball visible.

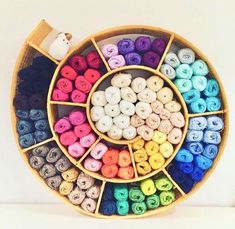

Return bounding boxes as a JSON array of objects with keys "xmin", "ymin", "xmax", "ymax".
[
  {"xmin": 60, "ymin": 65, "xmax": 78, "ymax": 80},
  {"xmin": 69, "ymin": 55, "xmax": 88, "ymax": 73},
  {"xmin": 75, "ymin": 76, "xmax": 92, "ymax": 93},
  {"xmin": 86, "ymin": 50, "xmax": 103, "ymax": 69},
  {"xmin": 84, "ymin": 68, "xmax": 101, "ymax": 83}
]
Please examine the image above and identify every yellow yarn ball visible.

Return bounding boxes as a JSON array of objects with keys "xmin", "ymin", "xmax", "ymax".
[
  {"xmin": 152, "ymin": 131, "xmax": 167, "ymax": 144},
  {"xmin": 159, "ymin": 141, "xmax": 174, "ymax": 158},
  {"xmin": 132, "ymin": 138, "xmax": 145, "ymax": 150},
  {"xmin": 144, "ymin": 140, "xmax": 159, "ymax": 156},
  {"xmin": 140, "ymin": 178, "xmax": 156, "ymax": 196},
  {"xmin": 133, "ymin": 148, "xmax": 148, "ymax": 162},
  {"xmin": 136, "ymin": 161, "xmax": 152, "ymax": 175},
  {"xmin": 149, "ymin": 153, "xmax": 165, "ymax": 170}
]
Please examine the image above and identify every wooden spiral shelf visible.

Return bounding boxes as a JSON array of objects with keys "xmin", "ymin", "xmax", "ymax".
[{"xmin": 11, "ymin": 20, "xmax": 229, "ymax": 218}]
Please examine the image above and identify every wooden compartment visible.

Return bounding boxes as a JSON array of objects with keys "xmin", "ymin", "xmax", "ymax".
[{"xmin": 160, "ymin": 34, "xmax": 228, "ymax": 116}]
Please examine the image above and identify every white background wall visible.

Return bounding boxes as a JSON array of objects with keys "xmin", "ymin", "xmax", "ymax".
[{"xmin": 0, "ymin": 0, "xmax": 234, "ymax": 207}]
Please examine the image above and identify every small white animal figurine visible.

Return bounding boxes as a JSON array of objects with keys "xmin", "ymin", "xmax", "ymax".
[{"xmin": 49, "ymin": 32, "xmax": 72, "ymax": 61}]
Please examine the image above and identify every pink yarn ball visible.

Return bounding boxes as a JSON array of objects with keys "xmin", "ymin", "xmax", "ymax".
[
  {"xmin": 84, "ymin": 157, "xmax": 103, "ymax": 172},
  {"xmin": 68, "ymin": 142, "xmax": 85, "ymax": 158}
]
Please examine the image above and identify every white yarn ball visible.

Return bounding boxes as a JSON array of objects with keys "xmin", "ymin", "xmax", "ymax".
[
  {"xmin": 119, "ymin": 100, "xmax": 135, "ymax": 116},
  {"xmin": 123, "ymin": 126, "xmax": 137, "ymax": 140},
  {"xmin": 95, "ymin": 115, "xmax": 113, "ymax": 133},
  {"xmin": 105, "ymin": 86, "xmax": 121, "ymax": 105},
  {"xmin": 135, "ymin": 102, "xmax": 152, "ymax": 119},
  {"xmin": 107, "ymin": 125, "xmax": 123, "ymax": 140},
  {"xmin": 91, "ymin": 91, "xmax": 107, "ymax": 106},
  {"xmin": 146, "ymin": 76, "xmax": 164, "ymax": 92},
  {"xmin": 120, "ymin": 87, "xmax": 137, "ymax": 103},
  {"xmin": 137, "ymin": 88, "xmax": 157, "ymax": 103},
  {"xmin": 90, "ymin": 106, "xmax": 105, "ymax": 122},
  {"xmin": 113, "ymin": 114, "xmax": 130, "ymax": 129},
  {"xmin": 131, "ymin": 77, "xmax": 146, "ymax": 93},
  {"xmin": 111, "ymin": 73, "xmax": 132, "ymax": 88}
]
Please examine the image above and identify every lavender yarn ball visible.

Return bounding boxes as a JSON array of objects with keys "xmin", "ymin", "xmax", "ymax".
[
  {"xmin": 151, "ymin": 38, "xmax": 166, "ymax": 55},
  {"xmin": 108, "ymin": 55, "xmax": 126, "ymax": 69},
  {"xmin": 142, "ymin": 51, "xmax": 160, "ymax": 68},
  {"xmin": 117, "ymin": 38, "xmax": 135, "ymax": 55},
  {"xmin": 135, "ymin": 36, "xmax": 151, "ymax": 53},
  {"xmin": 101, "ymin": 44, "xmax": 119, "ymax": 59},
  {"xmin": 124, "ymin": 52, "xmax": 142, "ymax": 65}
]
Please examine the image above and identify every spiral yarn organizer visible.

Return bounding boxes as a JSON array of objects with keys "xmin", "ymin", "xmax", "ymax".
[{"xmin": 11, "ymin": 20, "xmax": 229, "ymax": 218}]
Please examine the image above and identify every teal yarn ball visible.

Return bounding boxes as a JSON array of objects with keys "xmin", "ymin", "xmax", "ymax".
[
  {"xmin": 182, "ymin": 89, "xmax": 201, "ymax": 104},
  {"xmin": 116, "ymin": 200, "xmax": 129, "ymax": 216},
  {"xmin": 191, "ymin": 59, "xmax": 209, "ymax": 76},
  {"xmin": 203, "ymin": 79, "xmax": 220, "ymax": 97},
  {"xmin": 189, "ymin": 98, "xmax": 207, "ymax": 113},
  {"xmin": 191, "ymin": 75, "xmax": 207, "ymax": 91},
  {"xmin": 114, "ymin": 184, "xmax": 129, "ymax": 201},
  {"xmin": 206, "ymin": 97, "xmax": 221, "ymax": 111},
  {"xmin": 174, "ymin": 79, "xmax": 192, "ymax": 93},
  {"xmin": 176, "ymin": 64, "xmax": 193, "ymax": 79}
]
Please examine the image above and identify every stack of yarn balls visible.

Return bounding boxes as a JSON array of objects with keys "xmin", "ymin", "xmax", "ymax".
[
  {"xmin": 99, "ymin": 176, "xmax": 176, "ymax": 216},
  {"xmin": 54, "ymin": 110, "xmax": 97, "ymax": 158},
  {"xmin": 13, "ymin": 55, "xmax": 55, "ymax": 148},
  {"xmin": 160, "ymin": 48, "xmax": 221, "ymax": 113},
  {"xmin": 16, "ymin": 109, "xmax": 51, "ymax": 148},
  {"xmin": 28, "ymin": 143, "xmax": 101, "ymax": 213},
  {"xmin": 168, "ymin": 115, "xmax": 223, "ymax": 193},
  {"xmin": 52, "ymin": 50, "xmax": 103, "ymax": 103},
  {"xmin": 90, "ymin": 72, "xmax": 185, "ymax": 144},
  {"xmin": 101, "ymin": 36, "xmax": 167, "ymax": 69},
  {"xmin": 132, "ymin": 138, "xmax": 171, "ymax": 176},
  {"xmin": 68, "ymin": 172, "xmax": 100, "ymax": 213},
  {"xmin": 84, "ymin": 144, "xmax": 134, "ymax": 179}
]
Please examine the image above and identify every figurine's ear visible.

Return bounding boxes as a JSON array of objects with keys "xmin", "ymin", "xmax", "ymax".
[
  {"xmin": 65, "ymin": 33, "xmax": 72, "ymax": 41},
  {"xmin": 57, "ymin": 32, "xmax": 64, "ymax": 38}
]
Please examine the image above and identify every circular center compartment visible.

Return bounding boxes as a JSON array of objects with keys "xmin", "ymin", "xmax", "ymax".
[{"xmin": 87, "ymin": 66, "xmax": 188, "ymax": 147}]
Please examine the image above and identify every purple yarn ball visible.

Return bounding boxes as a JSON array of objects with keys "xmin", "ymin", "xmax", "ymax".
[
  {"xmin": 117, "ymin": 38, "xmax": 135, "ymax": 55},
  {"xmin": 134, "ymin": 36, "xmax": 151, "ymax": 53},
  {"xmin": 142, "ymin": 51, "xmax": 160, "ymax": 68},
  {"xmin": 124, "ymin": 52, "xmax": 142, "ymax": 65},
  {"xmin": 151, "ymin": 38, "xmax": 166, "ymax": 55}
]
